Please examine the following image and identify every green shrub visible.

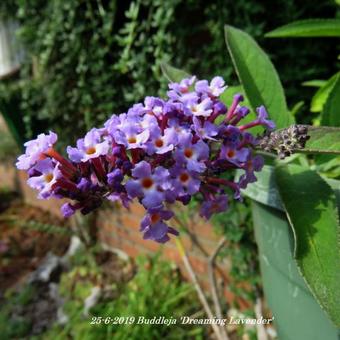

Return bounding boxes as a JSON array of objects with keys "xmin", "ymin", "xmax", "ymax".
[
  {"xmin": 0, "ymin": 129, "xmax": 19, "ymax": 161},
  {"xmin": 44, "ymin": 255, "xmax": 204, "ymax": 340},
  {"xmin": 3, "ymin": 0, "xmax": 182, "ymax": 148},
  {"xmin": 0, "ymin": 285, "xmax": 36, "ymax": 339},
  {"xmin": 1, "ymin": 0, "xmax": 338, "ymax": 147}
]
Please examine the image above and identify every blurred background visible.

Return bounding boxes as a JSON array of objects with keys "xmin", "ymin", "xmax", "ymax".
[{"xmin": 0, "ymin": 1, "xmax": 339, "ymax": 339}]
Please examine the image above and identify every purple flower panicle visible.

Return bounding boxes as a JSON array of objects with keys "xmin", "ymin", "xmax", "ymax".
[{"xmin": 16, "ymin": 76, "xmax": 274, "ymax": 243}]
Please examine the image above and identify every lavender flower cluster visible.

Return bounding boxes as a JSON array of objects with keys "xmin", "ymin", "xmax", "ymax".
[{"xmin": 16, "ymin": 76, "xmax": 274, "ymax": 243}]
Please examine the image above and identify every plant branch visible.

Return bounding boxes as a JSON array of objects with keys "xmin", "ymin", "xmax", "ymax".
[
  {"xmin": 175, "ymin": 238, "xmax": 227, "ymax": 340},
  {"xmin": 172, "ymin": 213, "xmax": 231, "ymax": 285},
  {"xmin": 208, "ymin": 237, "xmax": 227, "ymax": 318},
  {"xmin": 208, "ymin": 236, "xmax": 229, "ymax": 340}
]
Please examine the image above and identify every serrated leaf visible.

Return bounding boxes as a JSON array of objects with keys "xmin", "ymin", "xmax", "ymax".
[
  {"xmin": 321, "ymin": 74, "xmax": 340, "ymax": 126},
  {"xmin": 311, "ymin": 72, "xmax": 339, "ymax": 113},
  {"xmin": 160, "ymin": 63, "xmax": 190, "ymax": 83},
  {"xmin": 225, "ymin": 25, "xmax": 294, "ymax": 129},
  {"xmin": 266, "ymin": 19, "xmax": 340, "ymax": 38},
  {"xmin": 275, "ymin": 164, "xmax": 340, "ymax": 327}
]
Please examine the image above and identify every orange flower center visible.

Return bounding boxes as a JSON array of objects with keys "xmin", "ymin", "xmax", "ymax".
[
  {"xmin": 155, "ymin": 139, "xmax": 164, "ymax": 148},
  {"xmin": 128, "ymin": 136, "xmax": 137, "ymax": 144},
  {"xmin": 184, "ymin": 148, "xmax": 193, "ymax": 158},
  {"xmin": 86, "ymin": 146, "xmax": 96, "ymax": 155},
  {"xmin": 141, "ymin": 177, "xmax": 154, "ymax": 189},
  {"xmin": 151, "ymin": 213, "xmax": 161, "ymax": 224},
  {"xmin": 227, "ymin": 150, "xmax": 235, "ymax": 158},
  {"xmin": 179, "ymin": 173, "xmax": 189, "ymax": 183},
  {"xmin": 44, "ymin": 173, "xmax": 54, "ymax": 183}
]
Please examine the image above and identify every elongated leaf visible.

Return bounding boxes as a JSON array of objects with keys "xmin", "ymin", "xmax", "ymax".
[
  {"xmin": 220, "ymin": 85, "xmax": 244, "ymax": 106},
  {"xmin": 302, "ymin": 80, "xmax": 326, "ymax": 88},
  {"xmin": 311, "ymin": 73, "xmax": 339, "ymax": 113},
  {"xmin": 225, "ymin": 25, "xmax": 294, "ymax": 129},
  {"xmin": 0, "ymin": 88, "xmax": 26, "ymax": 149},
  {"xmin": 238, "ymin": 164, "xmax": 340, "ymax": 210},
  {"xmin": 275, "ymin": 164, "xmax": 340, "ymax": 327},
  {"xmin": 268, "ymin": 125, "xmax": 340, "ymax": 155},
  {"xmin": 291, "ymin": 101, "xmax": 305, "ymax": 116},
  {"xmin": 297, "ymin": 126, "xmax": 340, "ymax": 155},
  {"xmin": 321, "ymin": 74, "xmax": 340, "ymax": 126},
  {"xmin": 160, "ymin": 63, "xmax": 190, "ymax": 83},
  {"xmin": 266, "ymin": 19, "xmax": 340, "ymax": 38}
]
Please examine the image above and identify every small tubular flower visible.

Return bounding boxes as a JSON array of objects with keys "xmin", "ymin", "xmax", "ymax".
[
  {"xmin": 16, "ymin": 131, "xmax": 57, "ymax": 170},
  {"xmin": 16, "ymin": 76, "xmax": 275, "ymax": 243}
]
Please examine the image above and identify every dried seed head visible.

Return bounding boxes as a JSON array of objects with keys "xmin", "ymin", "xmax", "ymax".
[{"xmin": 258, "ymin": 124, "xmax": 310, "ymax": 159}]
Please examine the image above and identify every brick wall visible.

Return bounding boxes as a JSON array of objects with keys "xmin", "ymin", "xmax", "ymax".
[
  {"xmin": 97, "ymin": 203, "xmax": 252, "ymax": 309},
  {"xmin": 1, "ymin": 167, "xmax": 252, "ymax": 310}
]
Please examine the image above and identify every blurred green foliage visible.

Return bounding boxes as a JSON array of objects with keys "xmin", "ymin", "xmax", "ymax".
[
  {"xmin": 172, "ymin": 0, "xmax": 339, "ymax": 110},
  {"xmin": 0, "ymin": 248, "xmax": 204, "ymax": 339},
  {"xmin": 0, "ymin": 285, "xmax": 36, "ymax": 339},
  {"xmin": 0, "ymin": 0, "xmax": 338, "ymax": 147},
  {"xmin": 0, "ymin": 129, "xmax": 19, "ymax": 162},
  {"xmin": 44, "ymin": 254, "xmax": 204, "ymax": 340}
]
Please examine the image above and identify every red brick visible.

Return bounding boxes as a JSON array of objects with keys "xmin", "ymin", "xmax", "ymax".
[
  {"xmin": 128, "ymin": 202, "xmax": 146, "ymax": 217},
  {"xmin": 120, "ymin": 241, "xmax": 142, "ymax": 258},
  {"xmin": 119, "ymin": 214, "xmax": 141, "ymax": 230},
  {"xmin": 189, "ymin": 221, "xmax": 220, "ymax": 242},
  {"xmin": 162, "ymin": 246, "xmax": 182, "ymax": 264},
  {"xmin": 188, "ymin": 256, "xmax": 208, "ymax": 275}
]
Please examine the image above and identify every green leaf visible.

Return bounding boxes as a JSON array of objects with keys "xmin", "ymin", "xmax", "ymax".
[
  {"xmin": 316, "ymin": 156, "xmax": 340, "ymax": 179},
  {"xmin": 291, "ymin": 101, "xmax": 304, "ymax": 116},
  {"xmin": 299, "ymin": 126, "xmax": 340, "ymax": 155},
  {"xmin": 321, "ymin": 74, "xmax": 340, "ymax": 126},
  {"xmin": 236, "ymin": 165, "xmax": 284, "ymax": 211},
  {"xmin": 160, "ymin": 63, "xmax": 190, "ymax": 83},
  {"xmin": 220, "ymin": 85, "xmax": 244, "ymax": 106},
  {"xmin": 311, "ymin": 72, "xmax": 339, "ymax": 113},
  {"xmin": 266, "ymin": 19, "xmax": 340, "ymax": 38},
  {"xmin": 275, "ymin": 164, "xmax": 340, "ymax": 327},
  {"xmin": 225, "ymin": 25, "xmax": 294, "ymax": 129},
  {"xmin": 302, "ymin": 80, "xmax": 327, "ymax": 88}
]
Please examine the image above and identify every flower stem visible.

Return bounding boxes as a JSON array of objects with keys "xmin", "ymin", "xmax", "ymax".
[
  {"xmin": 238, "ymin": 120, "xmax": 260, "ymax": 131},
  {"xmin": 175, "ymin": 238, "xmax": 228, "ymax": 340},
  {"xmin": 45, "ymin": 148, "xmax": 77, "ymax": 173},
  {"xmin": 92, "ymin": 158, "xmax": 106, "ymax": 182}
]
